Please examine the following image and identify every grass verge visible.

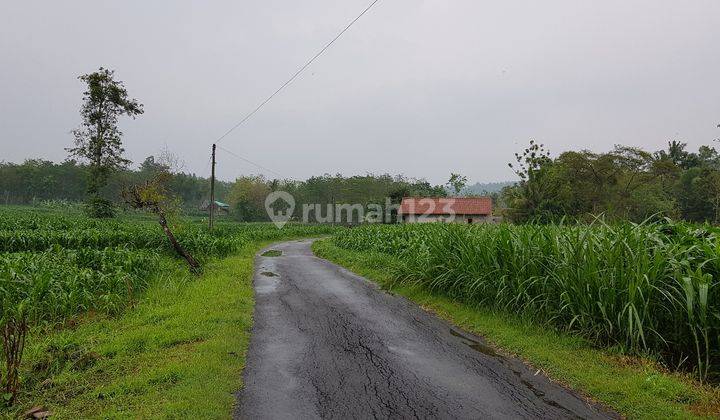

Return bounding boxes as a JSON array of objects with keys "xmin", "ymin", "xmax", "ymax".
[
  {"xmin": 3, "ymin": 242, "xmax": 264, "ymax": 419},
  {"xmin": 312, "ymin": 239, "xmax": 720, "ymax": 419}
]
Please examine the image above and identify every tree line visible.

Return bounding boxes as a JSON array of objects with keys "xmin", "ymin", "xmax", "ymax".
[
  {"xmin": 0, "ymin": 157, "xmax": 230, "ymax": 213},
  {"xmin": 6, "ymin": 139, "xmax": 720, "ymax": 225},
  {"xmin": 225, "ymin": 174, "xmax": 447, "ymax": 223},
  {"xmin": 0, "ymin": 158, "xmax": 447, "ymax": 222},
  {"xmin": 502, "ymin": 140, "xmax": 720, "ymax": 224}
]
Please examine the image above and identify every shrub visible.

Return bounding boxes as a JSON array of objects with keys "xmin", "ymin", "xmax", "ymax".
[{"xmin": 84, "ymin": 197, "xmax": 116, "ymax": 219}]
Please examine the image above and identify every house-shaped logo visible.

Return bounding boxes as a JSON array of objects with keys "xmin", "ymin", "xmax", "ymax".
[{"xmin": 265, "ymin": 191, "xmax": 295, "ymax": 228}]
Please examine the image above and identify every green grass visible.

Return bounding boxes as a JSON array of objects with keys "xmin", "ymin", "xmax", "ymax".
[
  {"xmin": 313, "ymin": 239, "xmax": 720, "ymax": 419},
  {"xmin": 3, "ymin": 243, "xmax": 263, "ymax": 419}
]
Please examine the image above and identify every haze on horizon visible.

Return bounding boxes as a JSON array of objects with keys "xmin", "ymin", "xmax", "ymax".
[{"xmin": 1, "ymin": 0, "xmax": 719, "ymax": 185}]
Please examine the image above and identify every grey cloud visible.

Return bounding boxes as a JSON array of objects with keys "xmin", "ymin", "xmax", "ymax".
[{"xmin": 1, "ymin": 0, "xmax": 719, "ymax": 184}]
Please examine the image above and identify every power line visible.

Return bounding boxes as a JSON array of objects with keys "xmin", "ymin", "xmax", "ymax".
[
  {"xmin": 200, "ymin": 155, "xmax": 212, "ymax": 177},
  {"xmin": 213, "ymin": 0, "xmax": 381, "ymax": 145},
  {"xmin": 216, "ymin": 144, "xmax": 285, "ymax": 178}
]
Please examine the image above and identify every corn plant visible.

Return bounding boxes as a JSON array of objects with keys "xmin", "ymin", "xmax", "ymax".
[{"xmin": 0, "ymin": 207, "xmax": 343, "ymax": 404}]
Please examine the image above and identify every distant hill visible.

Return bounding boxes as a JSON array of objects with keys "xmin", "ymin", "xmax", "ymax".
[{"xmin": 461, "ymin": 181, "xmax": 516, "ymax": 196}]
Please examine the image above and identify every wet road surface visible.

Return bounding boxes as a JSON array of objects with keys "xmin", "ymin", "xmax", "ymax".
[{"xmin": 235, "ymin": 240, "xmax": 616, "ymax": 419}]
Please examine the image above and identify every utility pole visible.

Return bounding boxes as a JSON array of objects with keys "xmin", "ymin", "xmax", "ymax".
[{"xmin": 209, "ymin": 143, "xmax": 216, "ymax": 230}]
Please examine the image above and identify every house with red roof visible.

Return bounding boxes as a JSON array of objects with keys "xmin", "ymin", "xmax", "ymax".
[{"xmin": 398, "ymin": 197, "xmax": 496, "ymax": 224}]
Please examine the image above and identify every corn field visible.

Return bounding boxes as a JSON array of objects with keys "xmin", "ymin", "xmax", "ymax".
[
  {"xmin": 333, "ymin": 221, "xmax": 720, "ymax": 382},
  {"xmin": 0, "ymin": 207, "xmax": 339, "ymax": 404}
]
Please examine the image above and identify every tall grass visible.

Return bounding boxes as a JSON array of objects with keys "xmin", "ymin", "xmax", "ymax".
[{"xmin": 333, "ymin": 221, "xmax": 720, "ymax": 381}]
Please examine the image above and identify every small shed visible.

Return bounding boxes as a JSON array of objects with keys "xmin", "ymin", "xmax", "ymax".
[
  {"xmin": 200, "ymin": 200, "xmax": 230, "ymax": 215},
  {"xmin": 398, "ymin": 197, "xmax": 495, "ymax": 224}
]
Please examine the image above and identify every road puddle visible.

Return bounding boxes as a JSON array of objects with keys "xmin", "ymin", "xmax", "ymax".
[
  {"xmin": 261, "ymin": 250, "xmax": 282, "ymax": 257},
  {"xmin": 449, "ymin": 328, "xmax": 573, "ymax": 413},
  {"xmin": 261, "ymin": 271, "xmax": 278, "ymax": 277},
  {"xmin": 449, "ymin": 328, "xmax": 499, "ymax": 357}
]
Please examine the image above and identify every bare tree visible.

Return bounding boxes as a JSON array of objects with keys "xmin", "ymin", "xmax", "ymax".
[{"xmin": 122, "ymin": 172, "xmax": 200, "ymax": 273}]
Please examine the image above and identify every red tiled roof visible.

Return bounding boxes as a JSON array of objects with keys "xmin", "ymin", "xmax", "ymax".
[{"xmin": 398, "ymin": 197, "xmax": 492, "ymax": 216}]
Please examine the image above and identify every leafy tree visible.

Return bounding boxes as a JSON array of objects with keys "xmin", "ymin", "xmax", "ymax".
[
  {"xmin": 655, "ymin": 140, "xmax": 701, "ymax": 169},
  {"xmin": 509, "ymin": 140, "xmax": 552, "ymax": 181},
  {"xmin": 139, "ymin": 156, "xmax": 170, "ymax": 176},
  {"xmin": 504, "ymin": 142, "xmax": 684, "ymax": 223},
  {"xmin": 698, "ymin": 145, "xmax": 720, "ymax": 168},
  {"xmin": 227, "ymin": 176, "xmax": 272, "ymax": 222},
  {"xmin": 67, "ymin": 68, "xmax": 143, "ymax": 217},
  {"xmin": 504, "ymin": 140, "xmax": 558, "ymax": 222},
  {"xmin": 446, "ymin": 173, "xmax": 468, "ymax": 195},
  {"xmin": 677, "ymin": 167, "xmax": 718, "ymax": 222}
]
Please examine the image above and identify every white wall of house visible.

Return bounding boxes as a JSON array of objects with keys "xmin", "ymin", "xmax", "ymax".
[{"xmin": 401, "ymin": 214, "xmax": 492, "ymax": 224}]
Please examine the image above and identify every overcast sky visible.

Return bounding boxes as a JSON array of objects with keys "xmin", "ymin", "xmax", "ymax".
[{"xmin": 1, "ymin": 1, "xmax": 719, "ymax": 184}]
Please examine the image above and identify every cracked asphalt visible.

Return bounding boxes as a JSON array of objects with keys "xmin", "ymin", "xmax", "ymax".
[{"xmin": 235, "ymin": 239, "xmax": 616, "ymax": 420}]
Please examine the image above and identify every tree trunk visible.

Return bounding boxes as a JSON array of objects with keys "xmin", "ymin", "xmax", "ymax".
[{"xmin": 157, "ymin": 211, "xmax": 201, "ymax": 272}]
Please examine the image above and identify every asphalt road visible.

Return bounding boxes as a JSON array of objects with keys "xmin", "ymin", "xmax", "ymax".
[{"xmin": 235, "ymin": 239, "xmax": 616, "ymax": 420}]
